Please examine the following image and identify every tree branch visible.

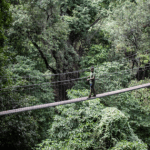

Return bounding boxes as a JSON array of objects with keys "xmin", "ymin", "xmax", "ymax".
[
  {"xmin": 27, "ymin": 33, "xmax": 56, "ymax": 74},
  {"xmin": 90, "ymin": 17, "xmax": 101, "ymax": 28}
]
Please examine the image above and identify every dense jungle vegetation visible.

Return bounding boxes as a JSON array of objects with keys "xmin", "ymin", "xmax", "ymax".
[{"xmin": 0, "ymin": 0, "xmax": 150, "ymax": 149}]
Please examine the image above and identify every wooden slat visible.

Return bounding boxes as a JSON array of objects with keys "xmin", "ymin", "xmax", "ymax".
[{"xmin": 0, "ymin": 83, "xmax": 150, "ymax": 116}]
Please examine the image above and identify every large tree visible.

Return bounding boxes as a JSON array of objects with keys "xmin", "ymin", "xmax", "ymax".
[
  {"xmin": 103, "ymin": 0, "xmax": 150, "ymax": 60},
  {"xmin": 6, "ymin": 0, "xmax": 106, "ymax": 100}
]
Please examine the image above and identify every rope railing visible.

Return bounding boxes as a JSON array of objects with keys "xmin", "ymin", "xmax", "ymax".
[
  {"xmin": 0, "ymin": 49, "xmax": 149, "ymax": 80},
  {"xmin": 0, "ymin": 64, "xmax": 149, "ymax": 92}
]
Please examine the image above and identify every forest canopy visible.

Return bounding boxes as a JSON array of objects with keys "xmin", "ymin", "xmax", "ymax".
[{"xmin": 0, "ymin": 0, "xmax": 150, "ymax": 150}]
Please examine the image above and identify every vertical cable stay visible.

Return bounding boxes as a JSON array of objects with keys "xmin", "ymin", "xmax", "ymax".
[{"xmin": 0, "ymin": 65, "xmax": 148, "ymax": 91}]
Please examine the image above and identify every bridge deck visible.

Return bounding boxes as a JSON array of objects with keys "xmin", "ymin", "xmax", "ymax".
[{"xmin": 0, "ymin": 83, "xmax": 150, "ymax": 116}]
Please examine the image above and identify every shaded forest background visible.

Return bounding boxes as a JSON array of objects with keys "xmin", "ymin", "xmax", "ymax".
[{"xmin": 0, "ymin": 0, "xmax": 150, "ymax": 149}]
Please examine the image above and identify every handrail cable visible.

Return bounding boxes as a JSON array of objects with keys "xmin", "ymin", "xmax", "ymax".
[
  {"xmin": 0, "ymin": 65, "xmax": 145, "ymax": 91},
  {"xmin": 0, "ymin": 49, "xmax": 149, "ymax": 79}
]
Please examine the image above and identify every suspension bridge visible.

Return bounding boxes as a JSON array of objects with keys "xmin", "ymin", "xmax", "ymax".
[
  {"xmin": 0, "ymin": 51, "xmax": 150, "ymax": 116},
  {"xmin": 0, "ymin": 82, "xmax": 150, "ymax": 116}
]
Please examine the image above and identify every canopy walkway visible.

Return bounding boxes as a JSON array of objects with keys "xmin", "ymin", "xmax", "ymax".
[
  {"xmin": 1, "ymin": 51, "xmax": 150, "ymax": 116},
  {"xmin": 0, "ymin": 83, "xmax": 150, "ymax": 116}
]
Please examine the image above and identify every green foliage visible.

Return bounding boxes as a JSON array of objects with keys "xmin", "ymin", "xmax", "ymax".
[
  {"xmin": 97, "ymin": 79, "xmax": 150, "ymax": 149},
  {"xmin": 0, "ymin": 0, "xmax": 12, "ymax": 75},
  {"xmin": 0, "ymin": 111, "xmax": 39, "ymax": 149},
  {"xmin": 66, "ymin": 63, "xmax": 150, "ymax": 149},
  {"xmin": 0, "ymin": 0, "xmax": 12, "ymax": 48},
  {"xmin": 110, "ymin": 141, "xmax": 147, "ymax": 150},
  {"xmin": 60, "ymin": 0, "xmax": 108, "ymax": 59},
  {"xmin": 72, "ymin": 61, "xmax": 130, "ymax": 96},
  {"xmin": 93, "ymin": 107, "xmax": 143, "ymax": 149},
  {"xmin": 127, "ymin": 79, "xmax": 150, "ymax": 148},
  {"xmin": 37, "ymin": 104, "xmax": 145, "ymax": 150},
  {"xmin": 62, "ymin": 0, "xmax": 100, "ymax": 34},
  {"xmin": 36, "ymin": 98, "xmax": 104, "ymax": 150},
  {"xmin": 81, "ymin": 44, "xmax": 109, "ymax": 68},
  {"xmin": 103, "ymin": 0, "xmax": 150, "ymax": 59},
  {"xmin": 90, "ymin": 29, "xmax": 111, "ymax": 46},
  {"xmin": 67, "ymin": 89, "xmax": 89, "ymax": 99},
  {"xmin": 0, "ymin": 55, "xmax": 55, "ymax": 149},
  {"xmin": 0, "ymin": 79, "xmax": 55, "ymax": 149},
  {"xmin": 0, "ymin": 75, "xmax": 40, "ymax": 149},
  {"xmin": 8, "ymin": 1, "xmax": 79, "ymax": 74},
  {"xmin": 138, "ymin": 54, "xmax": 150, "ymax": 67},
  {"xmin": 1, "ymin": 0, "xmax": 150, "ymax": 149}
]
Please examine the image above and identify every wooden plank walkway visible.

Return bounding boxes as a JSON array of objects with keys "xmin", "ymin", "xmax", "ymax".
[{"xmin": 0, "ymin": 83, "xmax": 150, "ymax": 116}]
